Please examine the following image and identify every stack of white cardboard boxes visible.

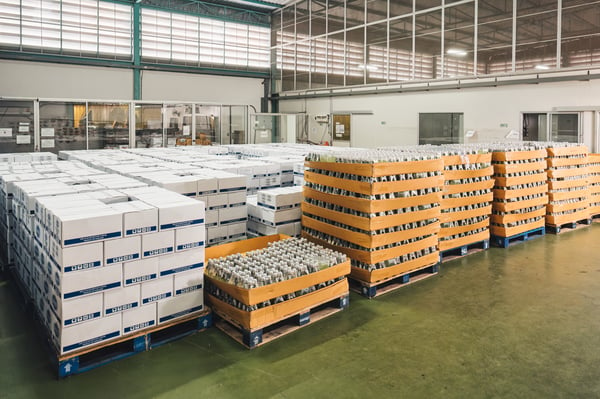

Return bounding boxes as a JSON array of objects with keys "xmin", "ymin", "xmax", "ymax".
[
  {"xmin": 193, "ymin": 158, "xmax": 282, "ymax": 194},
  {"xmin": 1, "ymin": 159, "xmax": 206, "ymax": 356},
  {"xmin": 0, "ymin": 152, "xmax": 57, "ymax": 163},
  {"xmin": 247, "ymin": 186, "xmax": 303, "ymax": 237},
  {"xmin": 59, "ymin": 150, "xmax": 248, "ymax": 246}
]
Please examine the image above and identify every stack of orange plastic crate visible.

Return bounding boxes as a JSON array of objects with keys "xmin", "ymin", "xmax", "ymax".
[
  {"xmin": 301, "ymin": 150, "xmax": 443, "ymax": 285},
  {"xmin": 544, "ymin": 144, "xmax": 590, "ymax": 227},
  {"xmin": 588, "ymin": 154, "xmax": 600, "ymax": 218},
  {"xmin": 438, "ymin": 147, "xmax": 494, "ymax": 251},
  {"xmin": 490, "ymin": 146, "xmax": 549, "ymax": 238}
]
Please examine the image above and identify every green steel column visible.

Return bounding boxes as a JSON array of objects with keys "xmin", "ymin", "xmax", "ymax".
[{"xmin": 133, "ymin": 2, "xmax": 141, "ymax": 100}]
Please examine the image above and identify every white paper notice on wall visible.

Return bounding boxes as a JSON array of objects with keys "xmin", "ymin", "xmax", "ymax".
[
  {"xmin": 16, "ymin": 135, "xmax": 31, "ymax": 144},
  {"xmin": 41, "ymin": 139, "xmax": 55, "ymax": 148},
  {"xmin": 18, "ymin": 123, "xmax": 29, "ymax": 133},
  {"xmin": 0, "ymin": 128, "xmax": 12, "ymax": 137},
  {"xmin": 505, "ymin": 129, "xmax": 520, "ymax": 139},
  {"xmin": 259, "ymin": 130, "xmax": 269, "ymax": 139},
  {"xmin": 41, "ymin": 128, "xmax": 55, "ymax": 137},
  {"xmin": 182, "ymin": 125, "xmax": 190, "ymax": 136}
]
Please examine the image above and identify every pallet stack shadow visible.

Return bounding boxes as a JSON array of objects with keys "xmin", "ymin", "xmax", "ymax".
[
  {"xmin": 301, "ymin": 151, "xmax": 442, "ymax": 298},
  {"xmin": 543, "ymin": 144, "xmax": 591, "ymax": 229},
  {"xmin": 204, "ymin": 235, "xmax": 350, "ymax": 348},
  {"xmin": 0, "ymin": 161, "xmax": 208, "ymax": 376},
  {"xmin": 490, "ymin": 146, "xmax": 548, "ymax": 246},
  {"xmin": 438, "ymin": 148, "xmax": 494, "ymax": 260},
  {"xmin": 589, "ymin": 154, "xmax": 600, "ymax": 219}
]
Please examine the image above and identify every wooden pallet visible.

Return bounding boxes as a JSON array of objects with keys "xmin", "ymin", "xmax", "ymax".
[
  {"xmin": 439, "ymin": 240, "xmax": 489, "ymax": 263},
  {"xmin": 213, "ymin": 292, "xmax": 350, "ymax": 349},
  {"xmin": 491, "ymin": 226, "xmax": 545, "ymax": 248},
  {"xmin": 546, "ymin": 218, "xmax": 592, "ymax": 234},
  {"xmin": 54, "ymin": 308, "xmax": 213, "ymax": 378},
  {"xmin": 349, "ymin": 262, "xmax": 439, "ymax": 299}
]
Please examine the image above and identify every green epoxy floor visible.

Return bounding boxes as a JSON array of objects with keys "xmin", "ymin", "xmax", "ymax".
[{"xmin": 2, "ymin": 225, "xmax": 600, "ymax": 398}]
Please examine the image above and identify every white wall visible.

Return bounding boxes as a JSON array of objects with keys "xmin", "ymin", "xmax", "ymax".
[
  {"xmin": 0, "ymin": 60, "xmax": 133, "ymax": 100},
  {"xmin": 140, "ymin": 70, "xmax": 263, "ymax": 110},
  {"xmin": 0, "ymin": 60, "xmax": 264, "ymax": 110},
  {"xmin": 279, "ymin": 79, "xmax": 600, "ymax": 151}
]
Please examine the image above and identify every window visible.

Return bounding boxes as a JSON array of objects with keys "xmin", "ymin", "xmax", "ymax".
[
  {"xmin": 141, "ymin": 8, "xmax": 270, "ymax": 70},
  {"xmin": 0, "ymin": 0, "xmax": 131, "ymax": 59},
  {"xmin": 419, "ymin": 113, "xmax": 464, "ymax": 145}
]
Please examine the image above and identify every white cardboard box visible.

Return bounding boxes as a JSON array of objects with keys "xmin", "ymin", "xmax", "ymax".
[
  {"xmin": 227, "ymin": 191, "xmax": 247, "ymax": 207},
  {"xmin": 139, "ymin": 197, "xmax": 205, "ymax": 230},
  {"xmin": 122, "ymin": 303, "xmax": 157, "ymax": 335},
  {"xmin": 104, "ymin": 285, "xmax": 141, "ymax": 316},
  {"xmin": 206, "ymin": 194, "xmax": 227, "ymax": 210},
  {"xmin": 59, "ymin": 263, "xmax": 122, "ymax": 300},
  {"xmin": 158, "ymin": 247, "xmax": 204, "ymax": 277},
  {"xmin": 196, "ymin": 176, "xmax": 218, "ymax": 196},
  {"xmin": 257, "ymin": 186, "xmax": 303, "ymax": 209},
  {"xmin": 123, "ymin": 257, "xmax": 159, "ymax": 286},
  {"xmin": 219, "ymin": 205, "xmax": 247, "ymax": 224},
  {"xmin": 110, "ymin": 200, "xmax": 158, "ymax": 236},
  {"xmin": 157, "ymin": 290, "xmax": 204, "ymax": 324},
  {"xmin": 141, "ymin": 277, "xmax": 173, "ymax": 305},
  {"xmin": 175, "ymin": 224, "xmax": 206, "ymax": 252},
  {"xmin": 247, "ymin": 219, "xmax": 301, "ymax": 237},
  {"xmin": 249, "ymin": 206, "xmax": 301, "ymax": 226},
  {"xmin": 55, "ymin": 313, "xmax": 121, "ymax": 355},
  {"xmin": 205, "ymin": 209, "xmax": 218, "ymax": 227},
  {"xmin": 173, "ymin": 269, "xmax": 204, "ymax": 296},
  {"xmin": 141, "ymin": 230, "xmax": 174, "ymax": 258},
  {"xmin": 227, "ymin": 222, "xmax": 247, "ymax": 239},
  {"xmin": 217, "ymin": 174, "xmax": 246, "ymax": 193},
  {"xmin": 207, "ymin": 226, "xmax": 228, "ymax": 243},
  {"xmin": 60, "ymin": 293, "xmax": 104, "ymax": 327},
  {"xmin": 52, "ymin": 241, "xmax": 104, "ymax": 273},
  {"xmin": 54, "ymin": 208, "xmax": 123, "ymax": 247},
  {"xmin": 104, "ymin": 236, "xmax": 141, "ymax": 265}
]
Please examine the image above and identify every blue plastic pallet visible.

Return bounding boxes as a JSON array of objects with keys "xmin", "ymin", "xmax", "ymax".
[
  {"xmin": 214, "ymin": 293, "xmax": 350, "ymax": 349},
  {"xmin": 439, "ymin": 240, "xmax": 489, "ymax": 263},
  {"xmin": 57, "ymin": 309, "xmax": 213, "ymax": 378},
  {"xmin": 350, "ymin": 263, "xmax": 439, "ymax": 299},
  {"xmin": 491, "ymin": 226, "xmax": 546, "ymax": 248},
  {"xmin": 546, "ymin": 218, "xmax": 592, "ymax": 234}
]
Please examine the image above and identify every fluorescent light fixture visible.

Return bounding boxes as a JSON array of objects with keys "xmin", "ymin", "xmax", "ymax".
[
  {"xmin": 447, "ymin": 48, "xmax": 467, "ymax": 56},
  {"xmin": 535, "ymin": 64, "xmax": 550, "ymax": 70}
]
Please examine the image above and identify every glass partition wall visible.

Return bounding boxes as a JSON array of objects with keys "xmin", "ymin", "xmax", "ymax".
[{"xmin": 0, "ymin": 98, "xmax": 250, "ymax": 153}]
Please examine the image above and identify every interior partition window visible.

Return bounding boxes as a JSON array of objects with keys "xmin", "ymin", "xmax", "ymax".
[
  {"xmin": 39, "ymin": 101, "xmax": 87, "ymax": 153},
  {"xmin": 0, "ymin": 100, "xmax": 35, "ymax": 153},
  {"xmin": 551, "ymin": 113, "xmax": 580, "ymax": 142},
  {"xmin": 164, "ymin": 104, "xmax": 193, "ymax": 147},
  {"xmin": 135, "ymin": 104, "xmax": 163, "ymax": 148},
  {"xmin": 88, "ymin": 102, "xmax": 129, "ymax": 150},
  {"xmin": 221, "ymin": 106, "xmax": 247, "ymax": 144},
  {"xmin": 419, "ymin": 113, "xmax": 464, "ymax": 145},
  {"xmin": 195, "ymin": 105, "xmax": 220, "ymax": 145}
]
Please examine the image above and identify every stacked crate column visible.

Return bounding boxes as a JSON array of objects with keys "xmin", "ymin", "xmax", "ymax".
[
  {"xmin": 439, "ymin": 151, "xmax": 494, "ymax": 251},
  {"xmin": 301, "ymin": 151, "xmax": 443, "ymax": 285},
  {"xmin": 491, "ymin": 148, "xmax": 549, "ymax": 238},
  {"xmin": 545, "ymin": 145, "xmax": 590, "ymax": 226},
  {"xmin": 588, "ymin": 154, "xmax": 600, "ymax": 217}
]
